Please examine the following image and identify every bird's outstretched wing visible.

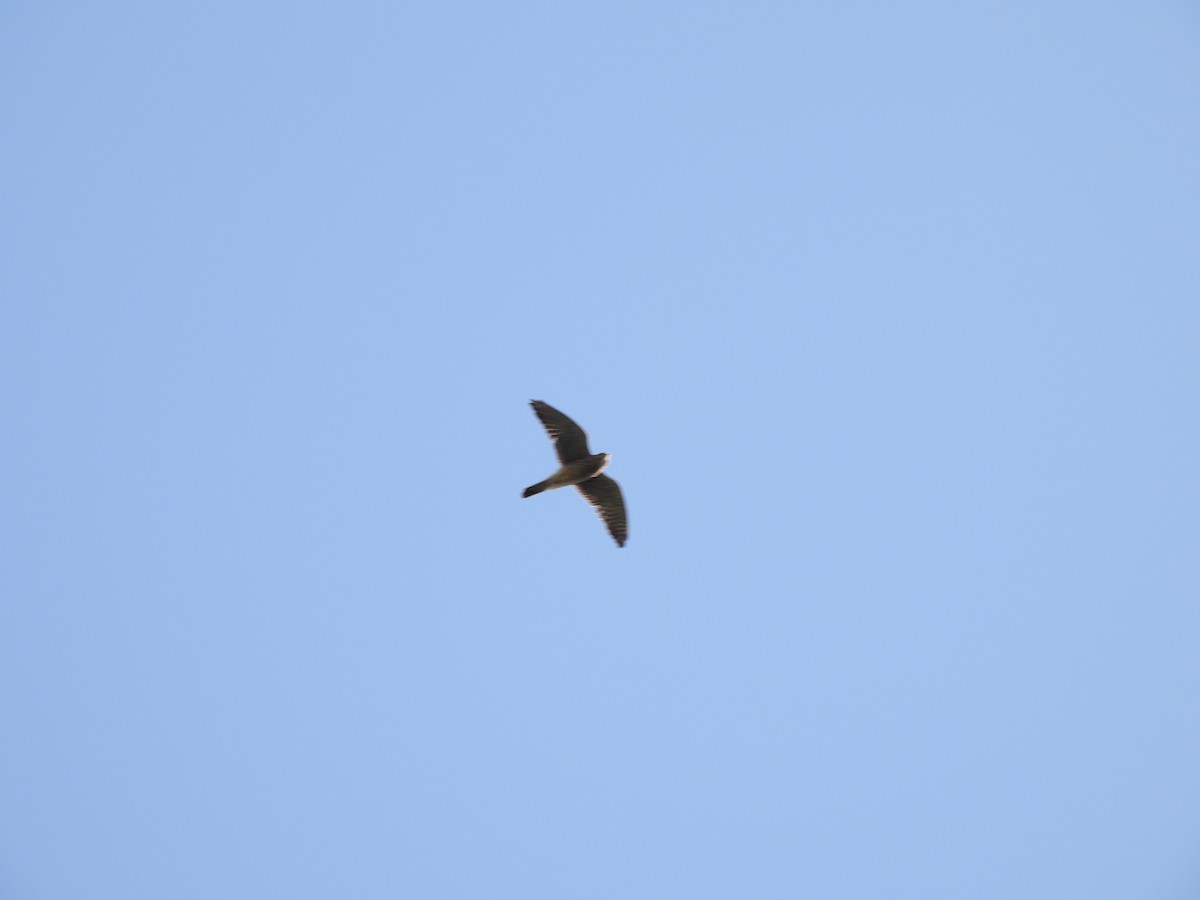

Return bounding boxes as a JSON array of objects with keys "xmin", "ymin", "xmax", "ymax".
[
  {"xmin": 530, "ymin": 400, "xmax": 591, "ymax": 464},
  {"xmin": 576, "ymin": 474, "xmax": 628, "ymax": 548}
]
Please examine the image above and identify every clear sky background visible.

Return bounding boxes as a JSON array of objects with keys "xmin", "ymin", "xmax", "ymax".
[{"xmin": 2, "ymin": 2, "xmax": 1199, "ymax": 898}]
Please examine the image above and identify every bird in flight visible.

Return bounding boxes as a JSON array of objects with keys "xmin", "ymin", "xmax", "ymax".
[{"xmin": 522, "ymin": 400, "xmax": 628, "ymax": 548}]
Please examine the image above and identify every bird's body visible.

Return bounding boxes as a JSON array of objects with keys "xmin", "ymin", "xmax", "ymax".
[
  {"xmin": 522, "ymin": 451, "xmax": 611, "ymax": 497},
  {"xmin": 522, "ymin": 401, "xmax": 628, "ymax": 547}
]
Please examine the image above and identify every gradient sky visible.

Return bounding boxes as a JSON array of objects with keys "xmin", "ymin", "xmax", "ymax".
[{"xmin": 3, "ymin": 2, "xmax": 1199, "ymax": 898}]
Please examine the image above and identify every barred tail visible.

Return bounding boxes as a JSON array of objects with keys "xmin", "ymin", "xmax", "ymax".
[{"xmin": 523, "ymin": 480, "xmax": 550, "ymax": 498}]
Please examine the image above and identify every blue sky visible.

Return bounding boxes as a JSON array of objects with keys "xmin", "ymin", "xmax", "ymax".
[{"xmin": 2, "ymin": 1, "xmax": 1199, "ymax": 897}]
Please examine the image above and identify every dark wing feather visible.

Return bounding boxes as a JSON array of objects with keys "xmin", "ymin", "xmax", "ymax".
[
  {"xmin": 530, "ymin": 400, "xmax": 591, "ymax": 464},
  {"xmin": 576, "ymin": 474, "xmax": 628, "ymax": 548}
]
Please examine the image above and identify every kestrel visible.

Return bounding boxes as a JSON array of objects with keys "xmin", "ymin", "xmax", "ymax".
[{"xmin": 522, "ymin": 400, "xmax": 628, "ymax": 548}]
